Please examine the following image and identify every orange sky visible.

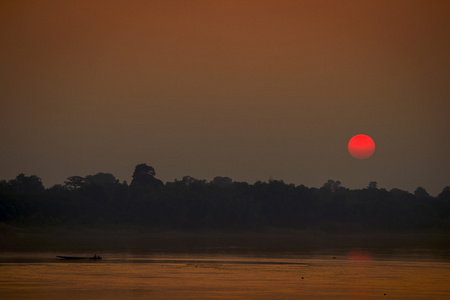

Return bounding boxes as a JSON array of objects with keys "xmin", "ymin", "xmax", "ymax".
[{"xmin": 1, "ymin": 0, "xmax": 449, "ymax": 195}]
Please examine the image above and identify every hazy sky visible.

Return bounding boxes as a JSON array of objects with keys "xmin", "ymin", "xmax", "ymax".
[{"xmin": 1, "ymin": 0, "xmax": 449, "ymax": 195}]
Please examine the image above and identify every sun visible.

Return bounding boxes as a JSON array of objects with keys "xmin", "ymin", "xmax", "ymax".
[{"xmin": 348, "ymin": 134, "xmax": 375, "ymax": 159}]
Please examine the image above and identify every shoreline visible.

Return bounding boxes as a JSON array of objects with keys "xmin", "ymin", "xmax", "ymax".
[{"xmin": 1, "ymin": 224, "xmax": 449, "ymax": 256}]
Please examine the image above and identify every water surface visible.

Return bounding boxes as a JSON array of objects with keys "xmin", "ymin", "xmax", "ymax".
[{"xmin": 1, "ymin": 250, "xmax": 449, "ymax": 299}]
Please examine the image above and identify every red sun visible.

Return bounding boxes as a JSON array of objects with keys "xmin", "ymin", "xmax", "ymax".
[{"xmin": 348, "ymin": 134, "xmax": 375, "ymax": 159}]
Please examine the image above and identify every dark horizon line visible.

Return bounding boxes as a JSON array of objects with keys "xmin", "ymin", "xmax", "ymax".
[{"xmin": 2, "ymin": 171, "xmax": 448, "ymax": 196}]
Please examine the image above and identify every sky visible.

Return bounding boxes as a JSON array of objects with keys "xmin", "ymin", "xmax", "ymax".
[{"xmin": 1, "ymin": 0, "xmax": 449, "ymax": 195}]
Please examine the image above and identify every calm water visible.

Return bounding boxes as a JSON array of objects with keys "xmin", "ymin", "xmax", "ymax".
[{"xmin": 1, "ymin": 250, "xmax": 449, "ymax": 299}]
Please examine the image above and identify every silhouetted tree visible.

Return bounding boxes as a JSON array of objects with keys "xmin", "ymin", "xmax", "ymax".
[
  {"xmin": 414, "ymin": 187, "xmax": 430, "ymax": 199},
  {"xmin": 64, "ymin": 176, "xmax": 86, "ymax": 190},
  {"xmin": 131, "ymin": 164, "xmax": 162, "ymax": 187},
  {"xmin": 368, "ymin": 181, "xmax": 378, "ymax": 189},
  {"xmin": 437, "ymin": 186, "xmax": 450, "ymax": 229},
  {"xmin": 321, "ymin": 180, "xmax": 342, "ymax": 192},
  {"xmin": 438, "ymin": 186, "xmax": 450, "ymax": 200},
  {"xmin": 211, "ymin": 176, "xmax": 232, "ymax": 187},
  {"xmin": 133, "ymin": 163, "xmax": 155, "ymax": 178},
  {"xmin": 129, "ymin": 164, "xmax": 163, "ymax": 209},
  {"xmin": 9, "ymin": 173, "xmax": 44, "ymax": 193},
  {"xmin": 179, "ymin": 176, "xmax": 207, "ymax": 186},
  {"xmin": 85, "ymin": 173, "xmax": 118, "ymax": 186}
]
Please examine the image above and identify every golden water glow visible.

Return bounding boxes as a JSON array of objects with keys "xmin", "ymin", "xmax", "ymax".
[{"xmin": 1, "ymin": 255, "xmax": 449, "ymax": 299}]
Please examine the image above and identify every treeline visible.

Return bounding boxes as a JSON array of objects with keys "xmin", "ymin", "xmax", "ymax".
[{"xmin": 1, "ymin": 164, "xmax": 449, "ymax": 232}]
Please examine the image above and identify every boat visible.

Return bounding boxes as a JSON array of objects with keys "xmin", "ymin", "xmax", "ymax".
[{"xmin": 57, "ymin": 255, "xmax": 101, "ymax": 260}]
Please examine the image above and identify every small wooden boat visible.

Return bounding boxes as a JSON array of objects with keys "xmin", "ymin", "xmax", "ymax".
[{"xmin": 57, "ymin": 255, "xmax": 101, "ymax": 260}]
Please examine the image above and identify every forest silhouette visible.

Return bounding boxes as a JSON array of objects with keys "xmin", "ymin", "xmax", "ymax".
[{"xmin": 1, "ymin": 164, "xmax": 449, "ymax": 232}]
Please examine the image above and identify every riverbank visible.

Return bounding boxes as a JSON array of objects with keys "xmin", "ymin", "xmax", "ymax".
[{"xmin": 1, "ymin": 224, "xmax": 449, "ymax": 260}]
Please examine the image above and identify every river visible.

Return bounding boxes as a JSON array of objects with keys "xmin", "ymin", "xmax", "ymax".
[{"xmin": 1, "ymin": 248, "xmax": 449, "ymax": 299}]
